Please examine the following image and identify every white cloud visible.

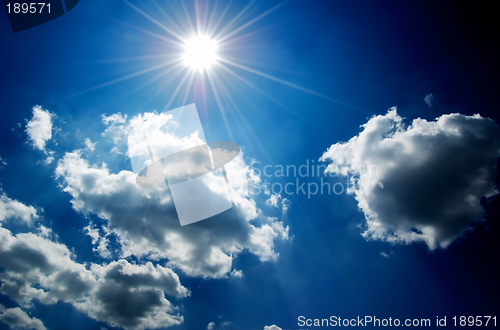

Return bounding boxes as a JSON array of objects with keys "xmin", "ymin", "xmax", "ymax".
[
  {"xmin": 55, "ymin": 111, "xmax": 289, "ymax": 279},
  {"xmin": 207, "ymin": 321, "xmax": 215, "ymax": 330},
  {"xmin": 0, "ymin": 227, "xmax": 188, "ymax": 329},
  {"xmin": 0, "ymin": 304, "xmax": 46, "ymax": 330},
  {"xmin": 56, "ymin": 149, "xmax": 287, "ymax": 278},
  {"xmin": 84, "ymin": 225, "xmax": 112, "ymax": 258},
  {"xmin": 84, "ymin": 138, "xmax": 97, "ymax": 151},
  {"xmin": 264, "ymin": 325, "xmax": 282, "ymax": 330},
  {"xmin": 26, "ymin": 106, "xmax": 53, "ymax": 151},
  {"xmin": 380, "ymin": 252, "xmax": 389, "ymax": 258},
  {"xmin": 320, "ymin": 108, "xmax": 500, "ymax": 250},
  {"xmin": 0, "ymin": 196, "xmax": 188, "ymax": 329},
  {"xmin": 0, "ymin": 192, "xmax": 38, "ymax": 226},
  {"xmin": 102, "ymin": 113, "xmax": 127, "ymax": 125},
  {"xmin": 266, "ymin": 194, "xmax": 280, "ymax": 207},
  {"xmin": 229, "ymin": 269, "xmax": 244, "ymax": 278},
  {"xmin": 0, "ymin": 226, "xmax": 96, "ymax": 306}
]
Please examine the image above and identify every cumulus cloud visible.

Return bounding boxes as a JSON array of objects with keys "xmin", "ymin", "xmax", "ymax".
[
  {"xmin": 0, "ymin": 195, "xmax": 188, "ymax": 329},
  {"xmin": 207, "ymin": 321, "xmax": 215, "ymax": 330},
  {"xmin": 320, "ymin": 108, "xmax": 500, "ymax": 249},
  {"xmin": 0, "ymin": 192, "xmax": 38, "ymax": 226},
  {"xmin": 0, "ymin": 304, "xmax": 46, "ymax": 330},
  {"xmin": 83, "ymin": 260, "xmax": 187, "ymax": 329},
  {"xmin": 0, "ymin": 226, "xmax": 96, "ymax": 306},
  {"xmin": 55, "ymin": 111, "xmax": 289, "ymax": 279},
  {"xmin": 25, "ymin": 106, "xmax": 53, "ymax": 151}
]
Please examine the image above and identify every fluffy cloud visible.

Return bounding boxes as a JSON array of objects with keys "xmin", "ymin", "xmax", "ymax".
[
  {"xmin": 55, "ymin": 111, "xmax": 289, "ymax": 278},
  {"xmin": 25, "ymin": 106, "xmax": 53, "ymax": 151},
  {"xmin": 0, "ymin": 226, "xmax": 95, "ymax": 305},
  {"xmin": 320, "ymin": 108, "xmax": 500, "ymax": 249},
  {"xmin": 83, "ymin": 260, "xmax": 187, "ymax": 329},
  {"xmin": 0, "ymin": 194, "xmax": 188, "ymax": 329},
  {"xmin": 0, "ymin": 304, "xmax": 46, "ymax": 330},
  {"xmin": 0, "ymin": 192, "xmax": 38, "ymax": 225}
]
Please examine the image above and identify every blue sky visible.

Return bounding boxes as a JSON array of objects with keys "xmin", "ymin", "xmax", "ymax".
[{"xmin": 1, "ymin": 1, "xmax": 499, "ymax": 330}]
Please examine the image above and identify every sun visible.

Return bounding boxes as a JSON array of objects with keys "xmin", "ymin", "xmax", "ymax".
[{"xmin": 183, "ymin": 35, "xmax": 218, "ymax": 73}]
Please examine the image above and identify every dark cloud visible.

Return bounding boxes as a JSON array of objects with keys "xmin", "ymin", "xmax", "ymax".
[{"xmin": 321, "ymin": 108, "xmax": 500, "ymax": 249}]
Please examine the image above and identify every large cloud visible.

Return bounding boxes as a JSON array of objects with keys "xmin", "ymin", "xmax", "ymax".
[
  {"xmin": 55, "ymin": 111, "xmax": 289, "ymax": 278},
  {"xmin": 0, "ymin": 304, "xmax": 46, "ymax": 330},
  {"xmin": 25, "ymin": 106, "xmax": 53, "ymax": 151},
  {"xmin": 320, "ymin": 108, "xmax": 500, "ymax": 249},
  {"xmin": 0, "ymin": 193, "xmax": 188, "ymax": 329}
]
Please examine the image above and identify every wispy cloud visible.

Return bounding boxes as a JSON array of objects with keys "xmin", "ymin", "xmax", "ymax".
[{"xmin": 424, "ymin": 93, "xmax": 434, "ymax": 107}]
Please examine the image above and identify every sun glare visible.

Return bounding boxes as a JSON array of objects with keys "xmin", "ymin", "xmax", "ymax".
[{"xmin": 183, "ymin": 35, "xmax": 218, "ymax": 73}]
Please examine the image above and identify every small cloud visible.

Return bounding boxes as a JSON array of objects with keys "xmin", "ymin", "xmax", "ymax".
[
  {"xmin": 229, "ymin": 269, "xmax": 244, "ymax": 279},
  {"xmin": 102, "ymin": 113, "xmax": 127, "ymax": 125},
  {"xmin": 207, "ymin": 322, "xmax": 215, "ymax": 330},
  {"xmin": 84, "ymin": 138, "xmax": 97, "ymax": 151},
  {"xmin": 264, "ymin": 325, "xmax": 283, "ymax": 330},
  {"xmin": 380, "ymin": 252, "xmax": 389, "ymax": 258},
  {"xmin": 424, "ymin": 93, "xmax": 434, "ymax": 107},
  {"xmin": 26, "ymin": 105, "xmax": 53, "ymax": 151},
  {"xmin": 266, "ymin": 194, "xmax": 281, "ymax": 207}
]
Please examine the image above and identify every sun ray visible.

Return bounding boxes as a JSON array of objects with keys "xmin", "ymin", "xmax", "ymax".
[
  {"xmin": 114, "ymin": 18, "xmax": 184, "ymax": 47},
  {"xmin": 123, "ymin": 0, "xmax": 187, "ymax": 43},
  {"xmin": 215, "ymin": 62, "xmax": 294, "ymax": 114},
  {"xmin": 164, "ymin": 70, "xmax": 193, "ymax": 111},
  {"xmin": 210, "ymin": 68, "xmax": 274, "ymax": 163},
  {"xmin": 206, "ymin": 70, "xmax": 234, "ymax": 141},
  {"xmin": 201, "ymin": 0, "xmax": 210, "ymax": 34},
  {"xmin": 218, "ymin": 57, "xmax": 365, "ymax": 113},
  {"xmin": 217, "ymin": 0, "xmax": 289, "ymax": 43},
  {"xmin": 181, "ymin": 70, "xmax": 197, "ymax": 106},
  {"xmin": 70, "ymin": 58, "xmax": 182, "ymax": 97},
  {"xmin": 208, "ymin": 0, "xmax": 232, "ymax": 37},
  {"xmin": 145, "ymin": 65, "xmax": 188, "ymax": 103},
  {"xmin": 121, "ymin": 62, "xmax": 185, "ymax": 100},
  {"xmin": 81, "ymin": 53, "xmax": 176, "ymax": 65},
  {"xmin": 217, "ymin": 22, "xmax": 286, "ymax": 48},
  {"xmin": 219, "ymin": 57, "xmax": 334, "ymax": 101},
  {"xmin": 181, "ymin": 0, "xmax": 197, "ymax": 37},
  {"xmin": 214, "ymin": 0, "xmax": 256, "ymax": 41},
  {"xmin": 151, "ymin": 1, "xmax": 186, "ymax": 39},
  {"xmin": 194, "ymin": 0, "xmax": 203, "ymax": 35}
]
